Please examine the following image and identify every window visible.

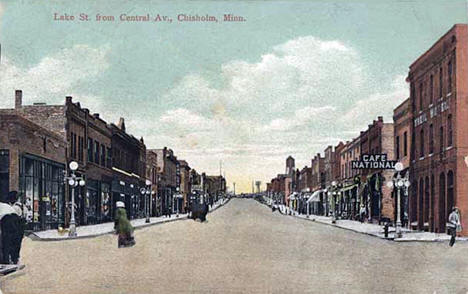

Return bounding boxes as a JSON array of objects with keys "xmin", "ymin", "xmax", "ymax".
[
  {"xmin": 396, "ymin": 136, "xmax": 400, "ymax": 160},
  {"xmin": 87, "ymin": 138, "xmax": 93, "ymax": 163},
  {"xmin": 429, "ymin": 124, "xmax": 434, "ymax": 154},
  {"xmin": 78, "ymin": 136, "xmax": 84, "ymax": 162},
  {"xmin": 94, "ymin": 140, "xmax": 100, "ymax": 164},
  {"xmin": 70, "ymin": 132, "xmax": 76, "ymax": 159},
  {"xmin": 420, "ymin": 128, "xmax": 425, "ymax": 157},
  {"xmin": 430, "ymin": 75, "xmax": 434, "ymax": 104},
  {"xmin": 448, "ymin": 60, "xmax": 452, "ymax": 94},
  {"xmin": 0, "ymin": 150, "xmax": 9, "ymax": 200},
  {"xmin": 403, "ymin": 131, "xmax": 408, "ymax": 156},
  {"xmin": 106, "ymin": 147, "xmax": 112, "ymax": 168},
  {"xmin": 419, "ymin": 82, "xmax": 423, "ymax": 110},
  {"xmin": 101, "ymin": 144, "xmax": 106, "ymax": 166},
  {"xmin": 411, "ymin": 133, "xmax": 416, "ymax": 160},
  {"xmin": 439, "ymin": 67, "xmax": 443, "ymax": 98},
  {"xmin": 448, "ymin": 115, "xmax": 453, "ymax": 147},
  {"xmin": 411, "ymin": 83, "xmax": 416, "ymax": 111},
  {"xmin": 440, "ymin": 126, "xmax": 444, "ymax": 152}
]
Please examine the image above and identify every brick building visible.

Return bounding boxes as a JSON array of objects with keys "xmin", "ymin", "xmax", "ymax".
[
  {"xmin": 392, "ymin": 98, "xmax": 411, "ymax": 226},
  {"xmin": 407, "ymin": 24, "xmax": 468, "ymax": 235},
  {"xmin": 339, "ymin": 137, "xmax": 361, "ymax": 219},
  {"xmin": 178, "ymin": 160, "xmax": 191, "ymax": 213},
  {"xmin": 146, "ymin": 150, "xmax": 159, "ymax": 216},
  {"xmin": 13, "ymin": 93, "xmax": 118, "ymax": 226},
  {"xmin": 152, "ymin": 147, "xmax": 178, "ymax": 214},
  {"xmin": 0, "ymin": 110, "xmax": 67, "ymax": 231},
  {"xmin": 297, "ymin": 166, "xmax": 312, "ymax": 192},
  {"xmin": 359, "ymin": 116, "xmax": 395, "ymax": 222}
]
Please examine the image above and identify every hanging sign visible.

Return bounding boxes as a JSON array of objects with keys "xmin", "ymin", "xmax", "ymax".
[{"xmin": 351, "ymin": 154, "xmax": 397, "ymax": 169}]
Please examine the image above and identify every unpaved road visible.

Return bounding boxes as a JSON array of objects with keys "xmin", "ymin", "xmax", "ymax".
[{"xmin": 2, "ymin": 198, "xmax": 468, "ymax": 294}]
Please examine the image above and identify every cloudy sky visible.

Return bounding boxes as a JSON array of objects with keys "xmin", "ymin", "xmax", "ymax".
[{"xmin": 0, "ymin": 0, "xmax": 467, "ymax": 192}]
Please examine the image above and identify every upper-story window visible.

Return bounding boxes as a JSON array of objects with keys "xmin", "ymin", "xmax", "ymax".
[
  {"xmin": 70, "ymin": 132, "xmax": 77, "ymax": 159},
  {"xmin": 448, "ymin": 114, "xmax": 453, "ymax": 147},
  {"xmin": 94, "ymin": 140, "xmax": 100, "ymax": 164},
  {"xmin": 396, "ymin": 135, "xmax": 400, "ymax": 160},
  {"xmin": 100, "ymin": 144, "xmax": 106, "ymax": 166},
  {"xmin": 429, "ymin": 124, "xmax": 434, "ymax": 154},
  {"xmin": 78, "ymin": 136, "xmax": 84, "ymax": 162},
  {"xmin": 419, "ymin": 82, "xmax": 423, "ymax": 111},
  {"xmin": 439, "ymin": 67, "xmax": 443, "ymax": 98},
  {"xmin": 87, "ymin": 138, "xmax": 93, "ymax": 163},
  {"xmin": 403, "ymin": 131, "xmax": 408, "ymax": 157},
  {"xmin": 411, "ymin": 83, "xmax": 416, "ymax": 111},
  {"xmin": 439, "ymin": 126, "xmax": 444, "ymax": 152},
  {"xmin": 430, "ymin": 74, "xmax": 434, "ymax": 104},
  {"xmin": 106, "ymin": 147, "xmax": 112, "ymax": 168},
  {"xmin": 420, "ymin": 128, "xmax": 425, "ymax": 157},
  {"xmin": 448, "ymin": 60, "xmax": 453, "ymax": 94}
]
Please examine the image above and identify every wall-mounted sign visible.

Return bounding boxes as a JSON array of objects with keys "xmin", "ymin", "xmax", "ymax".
[{"xmin": 351, "ymin": 154, "xmax": 397, "ymax": 169}]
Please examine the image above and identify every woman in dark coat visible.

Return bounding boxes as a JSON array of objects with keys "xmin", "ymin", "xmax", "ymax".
[{"xmin": 114, "ymin": 201, "xmax": 135, "ymax": 248}]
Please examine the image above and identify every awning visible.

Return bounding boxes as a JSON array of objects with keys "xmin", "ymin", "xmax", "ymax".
[
  {"xmin": 340, "ymin": 184, "xmax": 357, "ymax": 193},
  {"xmin": 307, "ymin": 189, "xmax": 324, "ymax": 203}
]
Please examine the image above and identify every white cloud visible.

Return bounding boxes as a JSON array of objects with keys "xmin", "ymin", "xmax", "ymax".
[
  {"xmin": 0, "ymin": 35, "xmax": 409, "ymax": 192},
  {"xmin": 0, "ymin": 44, "xmax": 110, "ymax": 108},
  {"xmin": 154, "ymin": 36, "xmax": 408, "ymax": 191},
  {"xmin": 340, "ymin": 74, "xmax": 408, "ymax": 130}
]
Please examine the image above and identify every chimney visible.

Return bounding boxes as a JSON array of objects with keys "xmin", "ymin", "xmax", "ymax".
[
  {"xmin": 93, "ymin": 113, "xmax": 99, "ymax": 118},
  {"xmin": 378, "ymin": 116, "xmax": 383, "ymax": 122},
  {"xmin": 66, "ymin": 96, "xmax": 72, "ymax": 104},
  {"xmin": 15, "ymin": 90, "xmax": 22, "ymax": 109},
  {"xmin": 117, "ymin": 117, "xmax": 125, "ymax": 131}
]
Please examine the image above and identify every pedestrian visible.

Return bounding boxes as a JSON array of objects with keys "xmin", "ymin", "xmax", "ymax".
[
  {"xmin": 359, "ymin": 204, "xmax": 366, "ymax": 223},
  {"xmin": 448, "ymin": 207, "xmax": 462, "ymax": 247},
  {"xmin": 114, "ymin": 201, "xmax": 135, "ymax": 248},
  {"xmin": 0, "ymin": 191, "xmax": 24, "ymax": 264}
]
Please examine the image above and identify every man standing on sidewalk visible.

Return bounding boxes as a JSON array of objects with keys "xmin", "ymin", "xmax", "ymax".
[{"xmin": 448, "ymin": 207, "xmax": 462, "ymax": 247}]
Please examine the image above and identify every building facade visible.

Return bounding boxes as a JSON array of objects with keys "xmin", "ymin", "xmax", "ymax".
[
  {"xmin": 0, "ymin": 110, "xmax": 67, "ymax": 231},
  {"xmin": 393, "ymin": 98, "xmax": 411, "ymax": 227},
  {"xmin": 408, "ymin": 24, "xmax": 468, "ymax": 235}
]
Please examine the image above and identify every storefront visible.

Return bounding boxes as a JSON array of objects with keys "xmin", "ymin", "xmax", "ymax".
[
  {"xmin": 100, "ymin": 182, "xmax": 112, "ymax": 222},
  {"xmin": 19, "ymin": 154, "xmax": 65, "ymax": 231},
  {"xmin": 85, "ymin": 179, "xmax": 99, "ymax": 225},
  {"xmin": 111, "ymin": 179, "xmax": 142, "ymax": 220}
]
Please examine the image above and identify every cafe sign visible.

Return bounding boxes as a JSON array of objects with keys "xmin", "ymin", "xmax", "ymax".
[{"xmin": 351, "ymin": 154, "xmax": 397, "ymax": 170}]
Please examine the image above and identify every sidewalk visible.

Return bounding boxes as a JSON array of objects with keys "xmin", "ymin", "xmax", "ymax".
[
  {"xmin": 29, "ymin": 198, "xmax": 230, "ymax": 241},
  {"xmin": 269, "ymin": 202, "xmax": 468, "ymax": 242}
]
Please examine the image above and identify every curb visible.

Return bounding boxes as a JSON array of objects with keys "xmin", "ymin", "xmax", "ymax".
[
  {"xmin": 261, "ymin": 200, "xmax": 467, "ymax": 243},
  {"xmin": 29, "ymin": 199, "xmax": 231, "ymax": 242}
]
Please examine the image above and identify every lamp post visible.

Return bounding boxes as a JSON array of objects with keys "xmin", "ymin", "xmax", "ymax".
[
  {"xmin": 64, "ymin": 161, "xmax": 85, "ymax": 237},
  {"xmin": 329, "ymin": 181, "xmax": 339, "ymax": 224},
  {"xmin": 386, "ymin": 162, "xmax": 410, "ymax": 238},
  {"xmin": 140, "ymin": 179, "xmax": 152, "ymax": 223}
]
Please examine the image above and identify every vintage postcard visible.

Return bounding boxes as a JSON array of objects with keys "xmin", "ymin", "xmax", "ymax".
[{"xmin": 0, "ymin": 0, "xmax": 467, "ymax": 293}]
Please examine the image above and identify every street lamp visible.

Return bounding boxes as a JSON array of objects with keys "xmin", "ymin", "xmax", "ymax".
[
  {"xmin": 386, "ymin": 162, "xmax": 410, "ymax": 238},
  {"xmin": 329, "ymin": 181, "xmax": 339, "ymax": 224},
  {"xmin": 140, "ymin": 179, "xmax": 152, "ymax": 223},
  {"xmin": 64, "ymin": 161, "xmax": 85, "ymax": 237}
]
